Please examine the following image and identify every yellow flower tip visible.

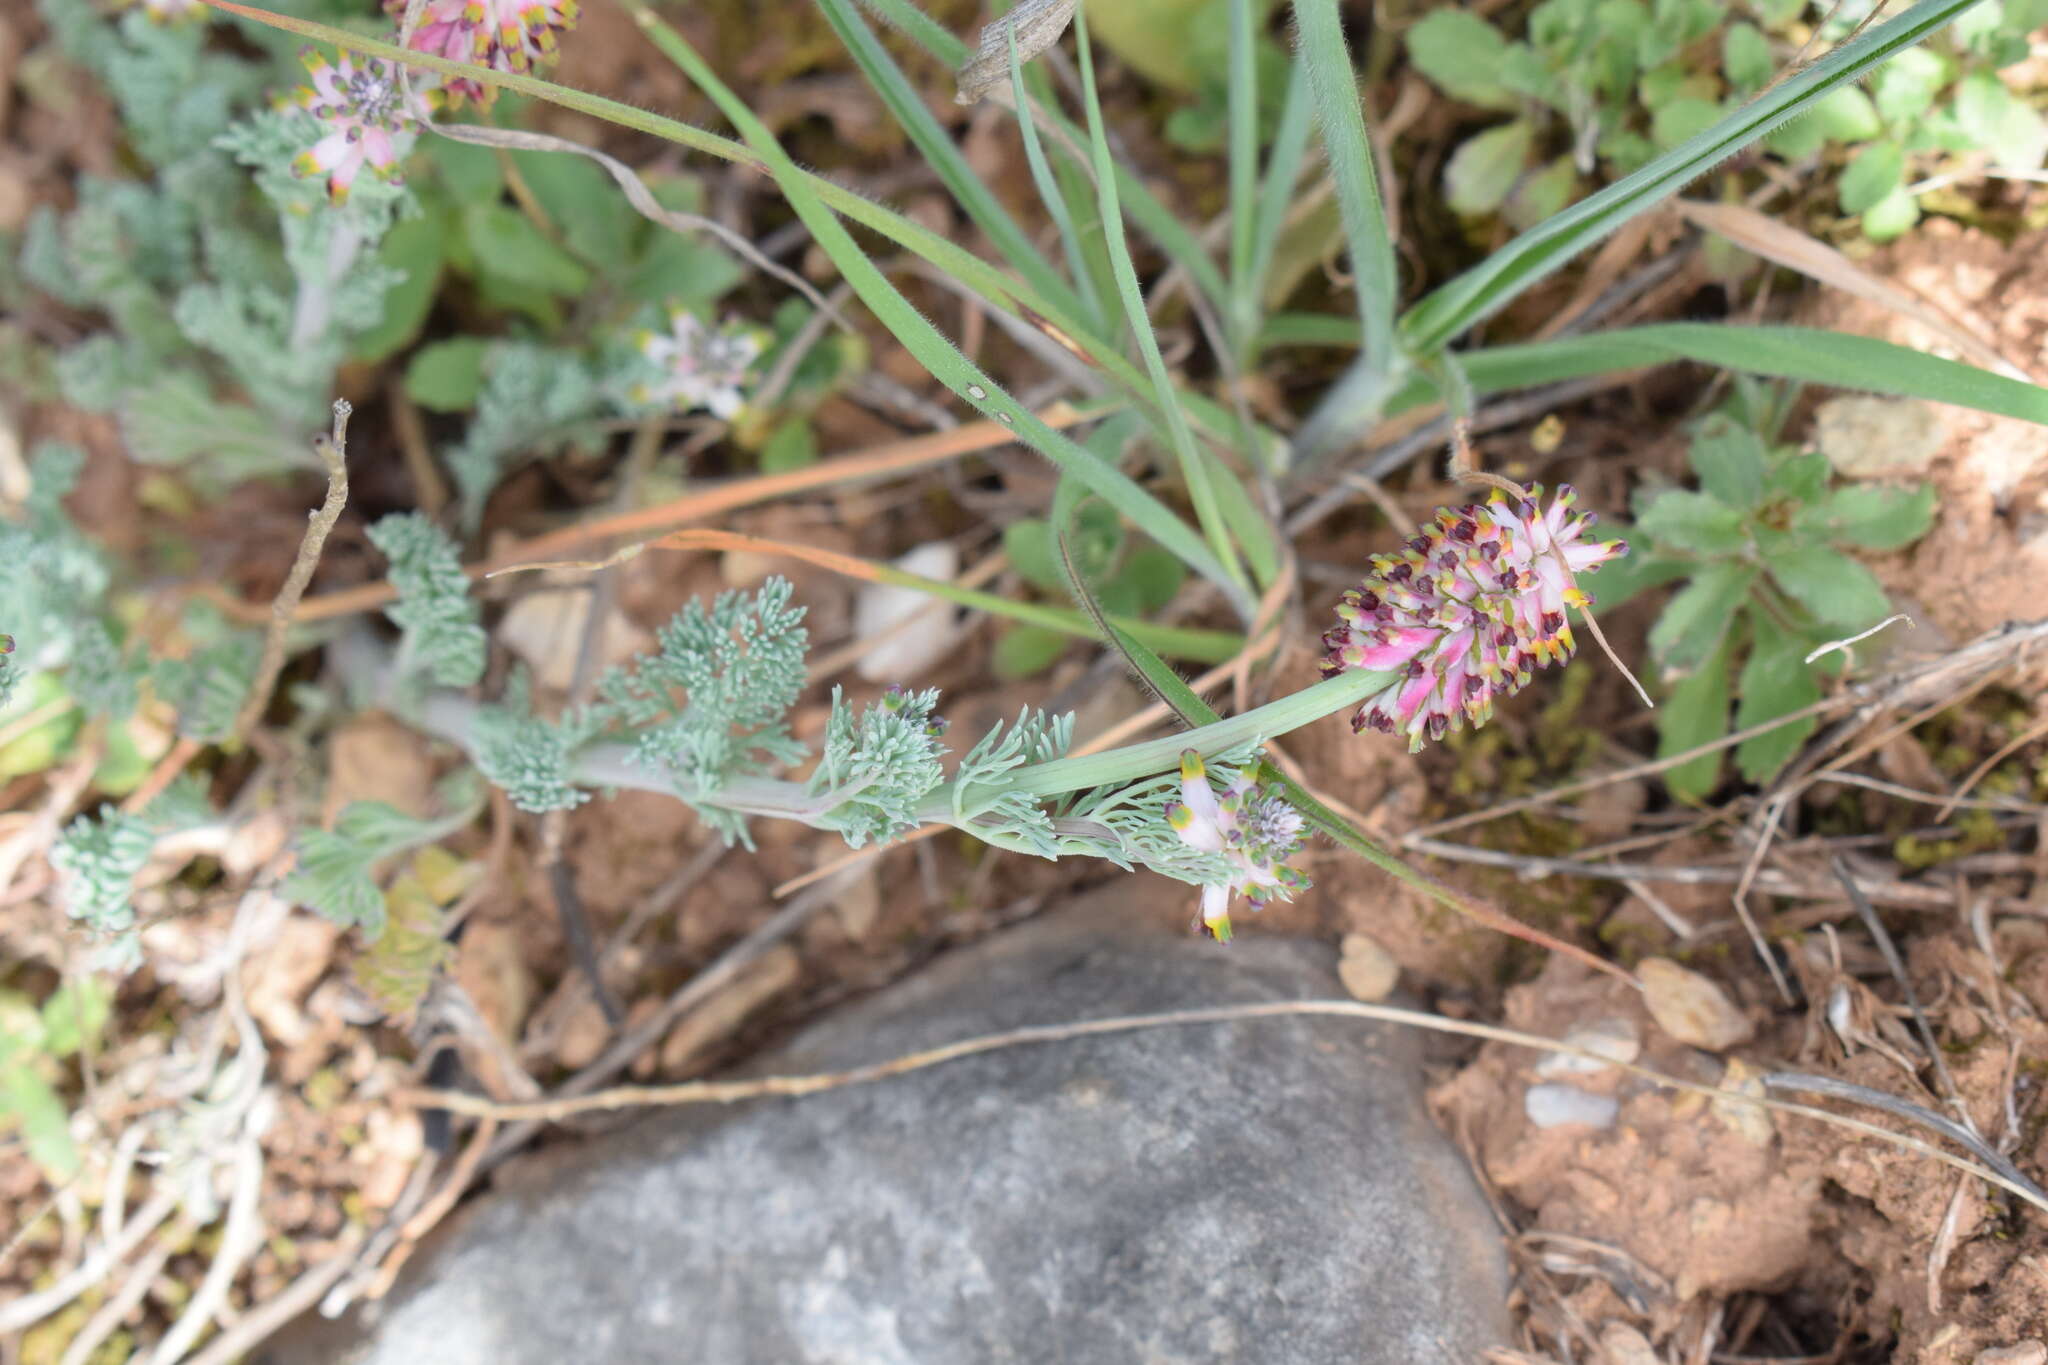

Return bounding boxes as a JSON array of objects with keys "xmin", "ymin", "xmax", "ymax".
[
  {"xmin": 1178, "ymin": 749, "xmax": 1206, "ymax": 783},
  {"xmin": 1202, "ymin": 914, "xmax": 1234, "ymax": 944},
  {"xmin": 1563, "ymin": 587, "xmax": 1591, "ymax": 609},
  {"xmin": 1165, "ymin": 802, "xmax": 1193, "ymax": 832}
]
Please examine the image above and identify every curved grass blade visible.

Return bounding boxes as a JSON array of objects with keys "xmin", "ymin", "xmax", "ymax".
[
  {"xmin": 1399, "ymin": 0, "xmax": 1994, "ymax": 355},
  {"xmin": 1007, "ymin": 28, "xmax": 1107, "ymax": 333},
  {"xmin": 1289, "ymin": 0, "xmax": 1399, "ymax": 371},
  {"xmin": 1386, "ymin": 324, "xmax": 2048, "ymax": 426},
  {"xmin": 814, "ymin": 0, "xmax": 1085, "ymax": 321},
  {"xmin": 201, "ymin": 0, "xmax": 1240, "ymax": 451},
  {"xmin": 1225, "ymin": 0, "xmax": 1260, "ymax": 356},
  {"xmin": 1072, "ymin": 7, "xmax": 1250, "ymax": 598},
  {"xmin": 618, "ymin": 1, "xmax": 1253, "ymax": 614},
  {"xmin": 1243, "ymin": 56, "xmax": 1317, "ymax": 362}
]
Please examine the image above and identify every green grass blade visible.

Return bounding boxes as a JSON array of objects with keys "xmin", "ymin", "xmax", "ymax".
[
  {"xmin": 1258, "ymin": 311, "xmax": 1360, "ymax": 349},
  {"xmin": 1399, "ymin": 0, "xmax": 1993, "ymax": 355},
  {"xmin": 1072, "ymin": 7, "xmax": 1250, "ymax": 599},
  {"xmin": 620, "ymin": 1, "xmax": 1251, "ymax": 613},
  {"xmin": 877, "ymin": 561, "xmax": 1243, "ymax": 663},
  {"xmin": 854, "ymin": 0, "xmax": 964, "ymax": 61},
  {"xmin": 1385, "ymin": 324, "xmax": 2048, "ymax": 426},
  {"xmin": 1007, "ymin": 29, "xmax": 1107, "ymax": 333},
  {"xmin": 1245, "ymin": 56, "xmax": 1316, "ymax": 356},
  {"xmin": 813, "ymin": 0, "xmax": 1085, "ymax": 321},
  {"xmin": 840, "ymin": 0, "xmax": 1233, "ymax": 318},
  {"xmin": 1225, "ymin": 0, "xmax": 1260, "ymax": 355},
  {"xmin": 204, "ymin": 1, "xmax": 1277, "ymax": 459},
  {"xmin": 1289, "ymin": 0, "xmax": 1399, "ymax": 369}
]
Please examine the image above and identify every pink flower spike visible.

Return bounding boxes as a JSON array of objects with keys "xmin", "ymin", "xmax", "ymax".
[
  {"xmin": 390, "ymin": 0, "xmax": 580, "ymax": 106},
  {"xmin": 1320, "ymin": 485, "xmax": 1627, "ymax": 751}
]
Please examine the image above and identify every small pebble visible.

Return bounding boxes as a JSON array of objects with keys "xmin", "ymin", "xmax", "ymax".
[
  {"xmin": 1535, "ymin": 1017, "xmax": 1640, "ymax": 1078},
  {"xmin": 1337, "ymin": 932, "xmax": 1399, "ymax": 1002},
  {"xmin": 1813, "ymin": 395, "xmax": 1945, "ymax": 478},
  {"xmin": 1712, "ymin": 1057, "xmax": 1775, "ymax": 1146},
  {"xmin": 1638, "ymin": 957, "xmax": 1753, "ymax": 1051},
  {"xmin": 1976, "ymin": 1344, "xmax": 2048, "ymax": 1365},
  {"xmin": 1524, "ymin": 1083, "xmax": 1618, "ymax": 1131},
  {"xmin": 854, "ymin": 542, "xmax": 965, "ymax": 682}
]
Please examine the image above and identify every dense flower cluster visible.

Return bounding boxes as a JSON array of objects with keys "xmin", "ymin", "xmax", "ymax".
[
  {"xmin": 1164, "ymin": 751, "xmax": 1309, "ymax": 943},
  {"xmin": 289, "ymin": 50, "xmax": 414, "ymax": 202},
  {"xmin": 390, "ymin": 0, "xmax": 581, "ymax": 106},
  {"xmin": 631, "ymin": 310, "xmax": 765, "ymax": 419},
  {"xmin": 1320, "ymin": 485, "xmax": 1626, "ymax": 750}
]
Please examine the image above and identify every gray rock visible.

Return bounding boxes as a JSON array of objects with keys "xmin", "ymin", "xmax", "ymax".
[{"xmin": 269, "ymin": 905, "xmax": 1508, "ymax": 1364}]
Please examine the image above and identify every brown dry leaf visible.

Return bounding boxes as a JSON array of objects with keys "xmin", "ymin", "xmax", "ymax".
[
  {"xmin": 498, "ymin": 586, "xmax": 655, "ymax": 692},
  {"xmin": 658, "ymin": 944, "xmax": 801, "ymax": 1073},
  {"xmin": 455, "ymin": 920, "xmax": 536, "ymax": 1053},
  {"xmin": 1599, "ymin": 1321, "xmax": 1661, "ymax": 1365},
  {"xmin": 1638, "ymin": 958, "xmax": 1753, "ymax": 1051},
  {"xmin": 324, "ymin": 714, "xmax": 439, "ymax": 824},
  {"xmin": 241, "ymin": 914, "xmax": 342, "ymax": 1047},
  {"xmin": 1679, "ymin": 201, "xmax": 2025, "ymax": 379}
]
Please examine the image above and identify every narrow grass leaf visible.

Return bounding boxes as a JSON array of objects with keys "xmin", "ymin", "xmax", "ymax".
[
  {"xmin": 814, "ymin": 0, "xmax": 1083, "ymax": 319},
  {"xmin": 620, "ymin": 2, "xmax": 1250, "ymax": 610},
  {"xmin": 1226, "ymin": 0, "xmax": 1260, "ymax": 354},
  {"xmin": 1007, "ymin": 29, "xmax": 1107, "ymax": 332},
  {"xmin": 1245, "ymin": 57, "xmax": 1317, "ymax": 358},
  {"xmin": 1386, "ymin": 324, "xmax": 2048, "ymax": 428},
  {"xmin": 1073, "ymin": 7, "xmax": 1250, "ymax": 598},
  {"xmin": 1400, "ymin": 0, "xmax": 1994, "ymax": 354},
  {"xmin": 1289, "ymin": 0, "xmax": 1399, "ymax": 367}
]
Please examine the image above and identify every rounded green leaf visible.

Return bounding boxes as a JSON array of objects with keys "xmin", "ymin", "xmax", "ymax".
[
  {"xmin": 404, "ymin": 337, "xmax": 492, "ymax": 414},
  {"xmin": 1636, "ymin": 489, "xmax": 1749, "ymax": 555},
  {"xmin": 1733, "ymin": 626, "xmax": 1822, "ymax": 783},
  {"xmin": 1954, "ymin": 71, "xmax": 2048, "ymax": 171},
  {"xmin": 1795, "ymin": 483, "xmax": 1937, "ymax": 550},
  {"xmin": 1860, "ymin": 184, "xmax": 1922, "ymax": 241},
  {"xmin": 1406, "ymin": 10, "xmax": 1519, "ymax": 110},
  {"xmin": 1721, "ymin": 22, "xmax": 1774, "ymax": 93},
  {"xmin": 1839, "ymin": 140, "xmax": 1905, "ymax": 215},
  {"xmin": 1649, "ymin": 561, "xmax": 1758, "ymax": 669},
  {"xmin": 1657, "ymin": 637, "xmax": 1733, "ymax": 801},
  {"xmin": 1445, "ymin": 120, "xmax": 1536, "ymax": 216},
  {"xmin": 1002, "ymin": 520, "xmax": 1067, "ymax": 594},
  {"xmin": 1650, "ymin": 97, "xmax": 1725, "ymax": 151},
  {"xmin": 1811, "ymin": 86, "xmax": 1885, "ymax": 142},
  {"xmin": 1767, "ymin": 545, "xmax": 1891, "ymax": 628},
  {"xmin": 992, "ymin": 624, "xmax": 1071, "ymax": 679}
]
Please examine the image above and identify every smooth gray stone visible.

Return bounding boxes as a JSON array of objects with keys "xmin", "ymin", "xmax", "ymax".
[{"xmin": 269, "ymin": 906, "xmax": 1509, "ymax": 1364}]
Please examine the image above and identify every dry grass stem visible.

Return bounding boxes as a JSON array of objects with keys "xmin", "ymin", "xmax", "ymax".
[{"xmin": 403, "ymin": 999, "xmax": 2048, "ymax": 1213}]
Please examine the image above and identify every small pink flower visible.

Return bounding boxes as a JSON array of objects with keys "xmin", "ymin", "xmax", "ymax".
[
  {"xmin": 632, "ymin": 310, "xmax": 765, "ymax": 419},
  {"xmin": 391, "ymin": 0, "xmax": 580, "ymax": 106},
  {"xmin": 1320, "ymin": 485, "xmax": 1626, "ymax": 750},
  {"xmin": 289, "ymin": 50, "xmax": 414, "ymax": 203},
  {"xmin": 1164, "ymin": 751, "xmax": 1310, "ymax": 942}
]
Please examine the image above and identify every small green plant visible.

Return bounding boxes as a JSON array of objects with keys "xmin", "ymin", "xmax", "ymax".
[
  {"xmin": 1408, "ymin": 0, "xmax": 2048, "ymax": 240},
  {"xmin": 1597, "ymin": 381, "xmax": 1937, "ymax": 798},
  {"xmin": 0, "ymin": 978, "xmax": 111, "ymax": 1180}
]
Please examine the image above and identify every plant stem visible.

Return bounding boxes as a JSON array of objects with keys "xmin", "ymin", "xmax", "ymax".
[{"xmin": 954, "ymin": 667, "xmax": 1393, "ymax": 805}]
